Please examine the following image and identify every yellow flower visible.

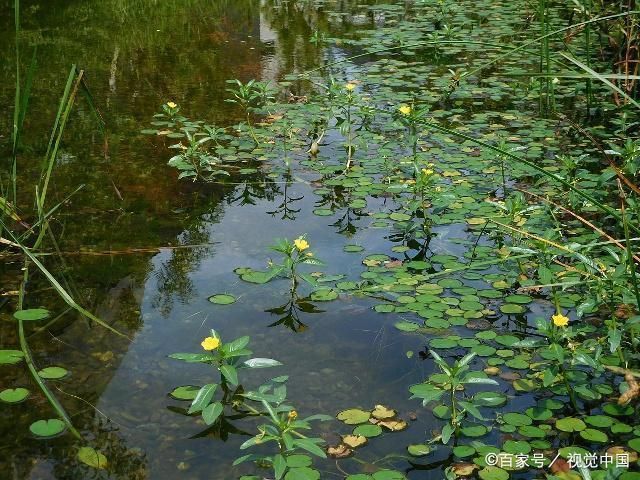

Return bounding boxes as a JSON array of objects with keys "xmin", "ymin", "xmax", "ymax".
[
  {"xmin": 288, "ymin": 410, "xmax": 298, "ymax": 421},
  {"xmin": 201, "ymin": 336, "xmax": 221, "ymax": 351},
  {"xmin": 399, "ymin": 104, "xmax": 412, "ymax": 116},
  {"xmin": 166, "ymin": 101, "xmax": 177, "ymax": 109},
  {"xmin": 552, "ymin": 313, "xmax": 569, "ymax": 328},
  {"xmin": 421, "ymin": 168, "xmax": 434, "ymax": 176},
  {"xmin": 294, "ymin": 237, "xmax": 309, "ymax": 251},
  {"xmin": 345, "ymin": 82, "xmax": 356, "ymax": 91}
]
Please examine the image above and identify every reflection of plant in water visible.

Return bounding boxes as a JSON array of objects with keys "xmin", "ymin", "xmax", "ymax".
[
  {"xmin": 266, "ymin": 172, "xmax": 303, "ymax": 220},
  {"xmin": 409, "ymin": 351, "xmax": 499, "ymax": 445},
  {"xmin": 153, "ymin": 218, "xmax": 215, "ymax": 316},
  {"xmin": 265, "ymin": 286, "xmax": 324, "ymax": 332}
]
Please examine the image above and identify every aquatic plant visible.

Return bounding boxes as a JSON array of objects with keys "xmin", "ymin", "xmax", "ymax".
[
  {"xmin": 409, "ymin": 351, "xmax": 499, "ymax": 444},
  {"xmin": 169, "ymin": 330, "xmax": 282, "ymax": 427}
]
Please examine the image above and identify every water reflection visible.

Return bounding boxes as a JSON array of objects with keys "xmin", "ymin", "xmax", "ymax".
[{"xmin": 0, "ymin": 0, "xmax": 433, "ymax": 478}]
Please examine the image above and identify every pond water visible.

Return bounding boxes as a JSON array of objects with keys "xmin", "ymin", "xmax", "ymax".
[{"xmin": 1, "ymin": 0, "xmax": 637, "ymax": 479}]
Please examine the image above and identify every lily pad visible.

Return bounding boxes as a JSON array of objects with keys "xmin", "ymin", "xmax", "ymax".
[
  {"xmin": 77, "ymin": 446, "xmax": 108, "ymax": 469},
  {"xmin": 0, "ymin": 350, "xmax": 24, "ymax": 365},
  {"xmin": 407, "ymin": 444, "xmax": 432, "ymax": 457},
  {"xmin": 208, "ymin": 294, "xmax": 236, "ymax": 305},
  {"xmin": 337, "ymin": 409, "xmax": 371, "ymax": 425},
  {"xmin": 38, "ymin": 366, "xmax": 69, "ymax": 380},
  {"xmin": 353, "ymin": 424, "xmax": 382, "ymax": 438},
  {"xmin": 556, "ymin": 417, "xmax": 587, "ymax": 432},
  {"xmin": 0, "ymin": 387, "xmax": 29, "ymax": 404},
  {"xmin": 30, "ymin": 419, "xmax": 67, "ymax": 438},
  {"xmin": 310, "ymin": 288, "xmax": 339, "ymax": 301},
  {"xmin": 13, "ymin": 309, "xmax": 50, "ymax": 321}
]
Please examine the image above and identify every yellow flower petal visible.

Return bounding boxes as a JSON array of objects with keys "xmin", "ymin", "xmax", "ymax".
[
  {"xmin": 552, "ymin": 313, "xmax": 569, "ymax": 328},
  {"xmin": 294, "ymin": 238, "xmax": 310, "ymax": 251},
  {"xmin": 345, "ymin": 82, "xmax": 356, "ymax": 91},
  {"xmin": 167, "ymin": 101, "xmax": 177, "ymax": 109},
  {"xmin": 399, "ymin": 105, "xmax": 412, "ymax": 115},
  {"xmin": 201, "ymin": 336, "xmax": 221, "ymax": 351}
]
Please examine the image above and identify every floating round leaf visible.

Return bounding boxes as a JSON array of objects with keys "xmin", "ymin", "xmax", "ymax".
[
  {"xmin": 30, "ymin": 419, "xmax": 67, "ymax": 438},
  {"xmin": 478, "ymin": 466, "xmax": 509, "ymax": 480},
  {"xmin": 13, "ymin": 309, "xmax": 50, "ymax": 321},
  {"xmin": 353, "ymin": 424, "xmax": 382, "ymax": 438},
  {"xmin": 453, "ymin": 445, "xmax": 476, "ymax": 458},
  {"xmin": 0, "ymin": 387, "xmax": 29, "ymax": 404},
  {"xmin": 556, "ymin": 417, "xmax": 587, "ymax": 432},
  {"xmin": 502, "ymin": 412, "xmax": 533, "ymax": 427},
  {"xmin": 371, "ymin": 470, "xmax": 405, "ymax": 480},
  {"xmin": 285, "ymin": 466, "xmax": 320, "ymax": 480},
  {"xmin": 286, "ymin": 455, "xmax": 312, "ymax": 468},
  {"xmin": 371, "ymin": 405, "xmax": 396, "ymax": 420},
  {"xmin": 313, "ymin": 208, "xmax": 333, "ymax": 216},
  {"xmin": 580, "ymin": 428, "xmax": 608, "ymax": 443},
  {"xmin": 461, "ymin": 425, "xmax": 488, "ymax": 437},
  {"xmin": 38, "ymin": 366, "xmax": 69, "ymax": 380},
  {"xmin": 310, "ymin": 288, "xmax": 339, "ymax": 301},
  {"xmin": 77, "ymin": 446, "xmax": 108, "ymax": 469},
  {"xmin": 0, "ymin": 350, "xmax": 24, "ymax": 365},
  {"xmin": 342, "ymin": 434, "xmax": 367, "ymax": 448},
  {"xmin": 407, "ymin": 444, "xmax": 431, "ymax": 457},
  {"xmin": 337, "ymin": 409, "xmax": 371, "ymax": 425},
  {"xmin": 500, "ymin": 304, "xmax": 525, "ymax": 314},
  {"xmin": 208, "ymin": 294, "xmax": 236, "ymax": 305}
]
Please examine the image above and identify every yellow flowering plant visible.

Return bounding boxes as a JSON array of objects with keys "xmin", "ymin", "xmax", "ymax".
[
  {"xmin": 235, "ymin": 378, "xmax": 332, "ymax": 480},
  {"xmin": 169, "ymin": 329, "xmax": 282, "ymax": 427},
  {"xmin": 162, "ymin": 100, "xmax": 180, "ymax": 117},
  {"xmin": 509, "ymin": 313, "xmax": 605, "ymax": 413},
  {"xmin": 266, "ymin": 235, "xmax": 324, "ymax": 289}
]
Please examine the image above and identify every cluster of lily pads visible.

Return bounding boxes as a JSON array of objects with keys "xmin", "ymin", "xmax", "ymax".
[{"xmin": 142, "ymin": 0, "xmax": 640, "ymax": 478}]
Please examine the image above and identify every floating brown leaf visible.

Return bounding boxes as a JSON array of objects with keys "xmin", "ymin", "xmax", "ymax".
[{"xmin": 327, "ymin": 444, "xmax": 352, "ymax": 458}]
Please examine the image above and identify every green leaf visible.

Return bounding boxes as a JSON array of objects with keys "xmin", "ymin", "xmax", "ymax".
[
  {"xmin": 580, "ymin": 428, "xmax": 608, "ymax": 443},
  {"xmin": 77, "ymin": 447, "xmax": 108, "ymax": 469},
  {"xmin": 208, "ymin": 294, "xmax": 236, "ymax": 305},
  {"xmin": 441, "ymin": 422, "xmax": 455, "ymax": 444},
  {"xmin": 556, "ymin": 417, "xmax": 587, "ymax": 432},
  {"xmin": 169, "ymin": 385, "xmax": 201, "ymax": 400},
  {"xmin": 168, "ymin": 353, "xmax": 214, "ymax": 363},
  {"xmin": 13, "ymin": 308, "xmax": 50, "ymax": 321},
  {"xmin": 371, "ymin": 470, "xmax": 406, "ymax": 479},
  {"xmin": 286, "ymin": 455, "xmax": 312, "ymax": 468},
  {"xmin": 202, "ymin": 402, "xmax": 224, "ymax": 425},
  {"xmin": 38, "ymin": 366, "xmax": 69, "ymax": 379},
  {"xmin": 337, "ymin": 409, "xmax": 371, "ymax": 425},
  {"xmin": 188, "ymin": 384, "xmax": 217, "ymax": 414},
  {"xmin": 353, "ymin": 424, "xmax": 382, "ymax": 438},
  {"xmin": 0, "ymin": 350, "xmax": 24, "ymax": 365},
  {"xmin": 292, "ymin": 438, "xmax": 326, "ymax": 458},
  {"xmin": 244, "ymin": 358, "xmax": 282, "ymax": 368},
  {"xmin": 30, "ymin": 419, "xmax": 67, "ymax": 438},
  {"xmin": 285, "ymin": 467, "xmax": 320, "ymax": 480},
  {"xmin": 310, "ymin": 288, "xmax": 339, "ymax": 301},
  {"xmin": 220, "ymin": 364, "xmax": 239, "ymax": 385},
  {"xmin": 274, "ymin": 454, "xmax": 287, "ymax": 479},
  {"xmin": 407, "ymin": 444, "xmax": 432, "ymax": 457},
  {"xmin": 0, "ymin": 387, "xmax": 29, "ymax": 403}
]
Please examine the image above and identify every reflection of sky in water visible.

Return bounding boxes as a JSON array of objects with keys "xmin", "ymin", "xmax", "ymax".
[{"xmin": 95, "ymin": 184, "xmax": 442, "ymax": 478}]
